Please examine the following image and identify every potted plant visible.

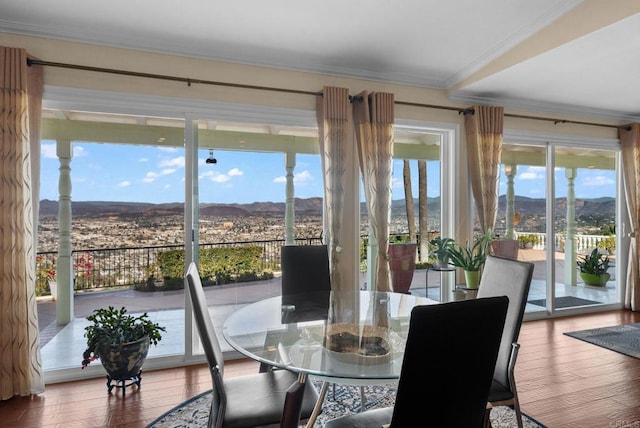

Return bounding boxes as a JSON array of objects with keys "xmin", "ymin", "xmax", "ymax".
[
  {"xmin": 446, "ymin": 232, "xmax": 492, "ymax": 289},
  {"xmin": 388, "ymin": 236, "xmax": 417, "ymax": 294},
  {"xmin": 577, "ymin": 248, "xmax": 611, "ymax": 286},
  {"xmin": 35, "ymin": 254, "xmax": 57, "ymax": 300},
  {"xmin": 81, "ymin": 306, "xmax": 165, "ymax": 393},
  {"xmin": 428, "ymin": 236, "xmax": 455, "ymax": 269}
]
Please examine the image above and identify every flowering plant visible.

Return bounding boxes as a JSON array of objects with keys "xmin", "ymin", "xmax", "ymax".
[{"xmin": 36, "ymin": 255, "xmax": 56, "ymax": 281}]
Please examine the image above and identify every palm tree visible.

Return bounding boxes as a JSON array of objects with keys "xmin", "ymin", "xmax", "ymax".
[
  {"xmin": 418, "ymin": 160, "xmax": 428, "ymax": 262},
  {"xmin": 403, "ymin": 160, "xmax": 416, "ymax": 243}
]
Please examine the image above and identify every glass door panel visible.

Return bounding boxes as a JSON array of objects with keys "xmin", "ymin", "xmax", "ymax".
[
  {"xmin": 499, "ymin": 144, "xmax": 547, "ymax": 313},
  {"xmin": 552, "ymin": 146, "xmax": 617, "ymax": 310}
]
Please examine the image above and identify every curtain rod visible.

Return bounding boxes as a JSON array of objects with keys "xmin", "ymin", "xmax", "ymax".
[{"xmin": 28, "ymin": 58, "xmax": 624, "ymax": 130}]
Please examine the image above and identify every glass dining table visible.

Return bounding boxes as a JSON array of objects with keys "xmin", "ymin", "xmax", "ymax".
[{"xmin": 223, "ymin": 289, "xmax": 435, "ymax": 427}]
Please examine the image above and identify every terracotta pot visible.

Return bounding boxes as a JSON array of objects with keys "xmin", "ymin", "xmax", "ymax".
[{"xmin": 388, "ymin": 243, "xmax": 417, "ymax": 294}]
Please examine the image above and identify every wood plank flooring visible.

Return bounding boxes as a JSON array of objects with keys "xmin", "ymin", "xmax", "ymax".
[{"xmin": 1, "ymin": 309, "xmax": 639, "ymax": 427}]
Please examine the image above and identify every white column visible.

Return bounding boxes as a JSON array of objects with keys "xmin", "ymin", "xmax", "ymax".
[
  {"xmin": 565, "ymin": 168, "xmax": 577, "ymax": 286},
  {"xmin": 56, "ymin": 139, "xmax": 74, "ymax": 324},
  {"xmin": 505, "ymin": 165, "xmax": 517, "ymax": 239},
  {"xmin": 284, "ymin": 152, "xmax": 296, "ymax": 245}
]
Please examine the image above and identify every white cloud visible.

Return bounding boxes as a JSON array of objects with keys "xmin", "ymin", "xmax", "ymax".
[
  {"xmin": 143, "ymin": 171, "xmax": 159, "ymax": 183},
  {"xmin": 228, "ymin": 168, "xmax": 243, "ymax": 177},
  {"xmin": 161, "ymin": 168, "xmax": 176, "ymax": 175},
  {"xmin": 158, "ymin": 147, "xmax": 178, "ymax": 152},
  {"xmin": 73, "ymin": 146, "xmax": 87, "ymax": 157},
  {"xmin": 582, "ymin": 175, "xmax": 615, "ymax": 186},
  {"xmin": 273, "ymin": 170, "xmax": 313, "ymax": 185},
  {"xmin": 41, "ymin": 143, "xmax": 57, "ymax": 159},
  {"xmin": 519, "ymin": 166, "xmax": 545, "ymax": 180},
  {"xmin": 159, "ymin": 156, "xmax": 185, "ymax": 168},
  {"xmin": 139, "ymin": 157, "xmax": 149, "ymax": 163},
  {"xmin": 117, "ymin": 181, "xmax": 131, "ymax": 188}
]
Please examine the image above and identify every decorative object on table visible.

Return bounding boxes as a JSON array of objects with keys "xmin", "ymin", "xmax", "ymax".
[
  {"xmin": 445, "ymin": 231, "xmax": 492, "ymax": 289},
  {"xmin": 81, "ymin": 306, "xmax": 165, "ymax": 395},
  {"xmin": 387, "ymin": 241, "xmax": 417, "ymax": 293},
  {"xmin": 145, "ymin": 379, "xmax": 547, "ymax": 428},
  {"xmin": 428, "ymin": 235, "xmax": 455, "ymax": 269},
  {"xmin": 564, "ymin": 322, "xmax": 640, "ymax": 359},
  {"xmin": 576, "ymin": 248, "xmax": 611, "ymax": 286},
  {"xmin": 517, "ymin": 234, "xmax": 539, "ymax": 249}
]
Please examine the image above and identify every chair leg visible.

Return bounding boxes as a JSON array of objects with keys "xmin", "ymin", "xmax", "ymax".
[
  {"xmin": 305, "ymin": 381, "xmax": 329, "ymax": 428},
  {"xmin": 359, "ymin": 386, "xmax": 366, "ymax": 412},
  {"xmin": 513, "ymin": 398, "xmax": 524, "ymax": 428},
  {"xmin": 483, "ymin": 407, "xmax": 492, "ymax": 428}
]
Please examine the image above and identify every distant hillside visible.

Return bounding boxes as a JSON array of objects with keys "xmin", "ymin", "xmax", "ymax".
[{"xmin": 39, "ymin": 195, "xmax": 615, "ymax": 219}]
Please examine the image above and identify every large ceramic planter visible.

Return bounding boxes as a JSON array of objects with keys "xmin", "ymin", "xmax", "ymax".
[
  {"xmin": 388, "ymin": 243, "xmax": 417, "ymax": 294},
  {"xmin": 99, "ymin": 335, "xmax": 150, "ymax": 381},
  {"xmin": 580, "ymin": 272, "xmax": 610, "ymax": 287}
]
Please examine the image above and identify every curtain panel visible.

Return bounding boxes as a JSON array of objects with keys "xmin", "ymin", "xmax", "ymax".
[
  {"xmin": 0, "ymin": 47, "xmax": 44, "ymax": 399},
  {"xmin": 316, "ymin": 87, "xmax": 351, "ymax": 293},
  {"xmin": 619, "ymin": 123, "xmax": 640, "ymax": 311},
  {"xmin": 464, "ymin": 105, "xmax": 504, "ymax": 234},
  {"xmin": 353, "ymin": 91, "xmax": 394, "ymax": 292}
]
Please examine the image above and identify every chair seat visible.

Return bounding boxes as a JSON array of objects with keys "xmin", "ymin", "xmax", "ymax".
[
  {"xmin": 487, "ymin": 379, "xmax": 514, "ymax": 403},
  {"xmin": 323, "ymin": 406, "xmax": 394, "ymax": 428},
  {"xmin": 224, "ymin": 369, "xmax": 319, "ymax": 428}
]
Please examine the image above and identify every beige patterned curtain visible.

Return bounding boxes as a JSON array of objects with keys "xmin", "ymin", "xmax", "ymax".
[
  {"xmin": 619, "ymin": 123, "xmax": 640, "ymax": 311},
  {"xmin": 464, "ymin": 105, "xmax": 504, "ymax": 234},
  {"xmin": 0, "ymin": 47, "xmax": 44, "ymax": 399},
  {"xmin": 316, "ymin": 87, "xmax": 351, "ymax": 292},
  {"xmin": 353, "ymin": 91, "xmax": 394, "ymax": 292}
]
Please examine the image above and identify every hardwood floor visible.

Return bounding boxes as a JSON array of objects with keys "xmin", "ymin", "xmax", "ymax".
[{"xmin": 1, "ymin": 309, "xmax": 639, "ymax": 427}]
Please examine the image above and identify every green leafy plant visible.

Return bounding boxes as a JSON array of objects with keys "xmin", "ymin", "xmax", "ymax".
[
  {"xmin": 81, "ymin": 306, "xmax": 165, "ymax": 368},
  {"xmin": 517, "ymin": 234, "xmax": 539, "ymax": 247},
  {"xmin": 597, "ymin": 236, "xmax": 616, "ymax": 253},
  {"xmin": 576, "ymin": 248, "xmax": 610, "ymax": 275},
  {"xmin": 446, "ymin": 232, "xmax": 492, "ymax": 272},
  {"xmin": 428, "ymin": 235, "xmax": 454, "ymax": 267}
]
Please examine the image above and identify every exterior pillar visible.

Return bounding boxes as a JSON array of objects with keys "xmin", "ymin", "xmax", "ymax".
[
  {"xmin": 56, "ymin": 139, "xmax": 74, "ymax": 324},
  {"xmin": 284, "ymin": 152, "xmax": 296, "ymax": 245},
  {"xmin": 504, "ymin": 165, "xmax": 517, "ymax": 239},
  {"xmin": 565, "ymin": 168, "xmax": 577, "ymax": 286}
]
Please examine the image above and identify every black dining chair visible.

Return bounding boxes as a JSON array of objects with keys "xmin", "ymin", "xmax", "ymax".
[
  {"xmin": 323, "ymin": 296, "xmax": 509, "ymax": 428},
  {"xmin": 477, "ymin": 255, "xmax": 534, "ymax": 428},
  {"xmin": 278, "ymin": 244, "xmax": 369, "ymax": 424},
  {"xmin": 185, "ymin": 262, "xmax": 319, "ymax": 428}
]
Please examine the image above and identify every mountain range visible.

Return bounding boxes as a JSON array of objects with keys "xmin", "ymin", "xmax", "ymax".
[{"xmin": 38, "ymin": 195, "xmax": 615, "ymax": 220}]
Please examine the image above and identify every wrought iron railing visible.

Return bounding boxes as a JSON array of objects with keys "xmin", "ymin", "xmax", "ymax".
[{"xmin": 36, "ymin": 237, "xmax": 323, "ymax": 294}]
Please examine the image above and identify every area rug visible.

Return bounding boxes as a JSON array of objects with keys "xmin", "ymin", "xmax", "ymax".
[
  {"xmin": 564, "ymin": 322, "xmax": 640, "ymax": 359},
  {"xmin": 147, "ymin": 379, "xmax": 545, "ymax": 427},
  {"xmin": 528, "ymin": 296, "xmax": 601, "ymax": 309}
]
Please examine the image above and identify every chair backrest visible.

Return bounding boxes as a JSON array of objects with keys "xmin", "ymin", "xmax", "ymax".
[
  {"xmin": 281, "ymin": 244, "xmax": 331, "ymax": 323},
  {"xmin": 186, "ymin": 262, "xmax": 226, "ymax": 428},
  {"xmin": 391, "ymin": 296, "xmax": 509, "ymax": 427},
  {"xmin": 477, "ymin": 255, "xmax": 534, "ymax": 387}
]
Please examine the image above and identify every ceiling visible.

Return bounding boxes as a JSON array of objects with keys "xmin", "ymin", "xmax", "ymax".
[{"xmin": 2, "ymin": 0, "xmax": 639, "ymax": 122}]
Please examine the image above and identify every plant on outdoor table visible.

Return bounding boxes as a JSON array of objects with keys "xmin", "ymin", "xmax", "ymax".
[
  {"xmin": 576, "ymin": 248, "xmax": 611, "ymax": 287},
  {"xmin": 577, "ymin": 248, "xmax": 610, "ymax": 275},
  {"xmin": 445, "ymin": 231, "xmax": 492, "ymax": 288},
  {"xmin": 81, "ymin": 306, "xmax": 165, "ymax": 369},
  {"xmin": 428, "ymin": 235, "xmax": 455, "ymax": 268},
  {"xmin": 446, "ymin": 232, "xmax": 492, "ymax": 272}
]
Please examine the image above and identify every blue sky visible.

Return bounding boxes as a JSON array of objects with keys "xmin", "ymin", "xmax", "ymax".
[{"xmin": 39, "ymin": 141, "xmax": 616, "ymax": 204}]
